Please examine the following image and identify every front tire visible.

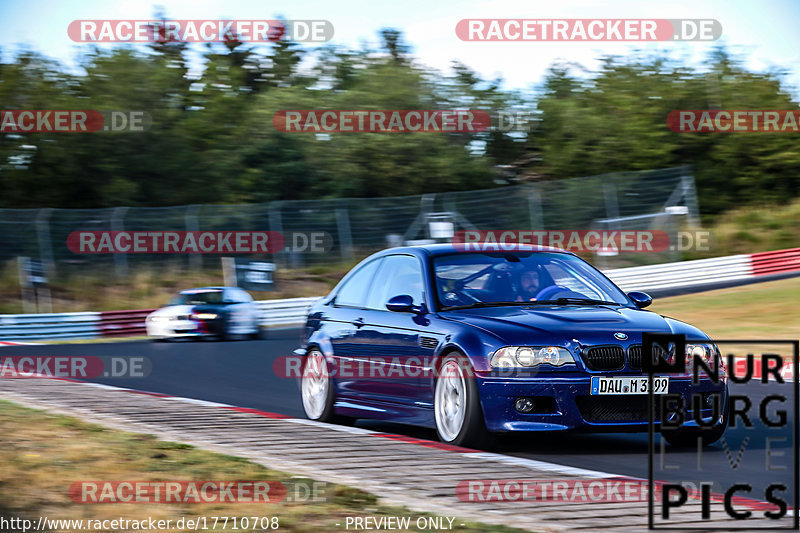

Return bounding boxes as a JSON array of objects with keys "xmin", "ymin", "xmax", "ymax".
[
  {"xmin": 220, "ymin": 320, "xmax": 233, "ymax": 341},
  {"xmin": 434, "ymin": 352, "xmax": 493, "ymax": 449}
]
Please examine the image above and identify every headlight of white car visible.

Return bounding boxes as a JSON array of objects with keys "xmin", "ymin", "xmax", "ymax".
[
  {"xmin": 491, "ymin": 346, "xmax": 575, "ymax": 368},
  {"xmin": 147, "ymin": 315, "xmax": 164, "ymax": 322},
  {"xmin": 191, "ymin": 313, "xmax": 218, "ymax": 320}
]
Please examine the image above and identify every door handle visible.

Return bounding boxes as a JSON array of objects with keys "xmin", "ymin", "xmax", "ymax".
[{"xmin": 353, "ymin": 317, "xmax": 365, "ymax": 328}]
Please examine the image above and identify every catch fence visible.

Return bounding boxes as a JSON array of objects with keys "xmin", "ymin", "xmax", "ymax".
[{"xmin": 0, "ymin": 166, "xmax": 699, "ymax": 278}]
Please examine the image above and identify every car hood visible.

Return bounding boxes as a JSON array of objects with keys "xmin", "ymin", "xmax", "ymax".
[
  {"xmin": 440, "ymin": 305, "xmax": 708, "ymax": 346},
  {"xmin": 148, "ymin": 305, "xmax": 195, "ymax": 319}
]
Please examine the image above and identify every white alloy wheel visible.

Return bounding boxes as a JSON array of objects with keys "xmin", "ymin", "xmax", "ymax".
[
  {"xmin": 301, "ymin": 350, "xmax": 330, "ymax": 420},
  {"xmin": 434, "ymin": 358, "xmax": 468, "ymax": 442}
]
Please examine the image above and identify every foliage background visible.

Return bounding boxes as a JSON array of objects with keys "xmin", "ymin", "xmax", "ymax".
[{"xmin": 1, "ymin": 30, "xmax": 798, "ymax": 214}]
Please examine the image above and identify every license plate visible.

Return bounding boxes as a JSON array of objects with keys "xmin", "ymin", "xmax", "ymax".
[{"xmin": 590, "ymin": 376, "xmax": 669, "ymax": 395}]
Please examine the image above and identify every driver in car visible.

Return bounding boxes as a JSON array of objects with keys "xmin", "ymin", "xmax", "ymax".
[{"xmin": 517, "ymin": 268, "xmax": 542, "ymax": 301}]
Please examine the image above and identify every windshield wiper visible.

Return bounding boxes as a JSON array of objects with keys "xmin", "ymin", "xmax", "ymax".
[
  {"xmin": 441, "ymin": 301, "xmax": 553, "ymax": 311},
  {"xmin": 537, "ymin": 297, "xmax": 622, "ymax": 306},
  {"xmin": 441, "ymin": 298, "xmax": 624, "ymax": 311}
]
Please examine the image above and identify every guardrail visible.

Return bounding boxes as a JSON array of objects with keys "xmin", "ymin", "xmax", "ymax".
[
  {"xmin": 750, "ymin": 247, "xmax": 800, "ymax": 276},
  {"xmin": 0, "ymin": 298, "xmax": 322, "ymax": 341},
  {"xmin": 0, "ymin": 312, "xmax": 100, "ymax": 342},
  {"xmin": 97, "ymin": 309, "xmax": 154, "ymax": 338},
  {"xmin": 1, "ymin": 247, "xmax": 799, "ymax": 342},
  {"xmin": 604, "ymin": 255, "xmax": 753, "ymax": 292},
  {"xmin": 604, "ymin": 247, "xmax": 800, "ymax": 294},
  {"xmin": 257, "ymin": 297, "xmax": 321, "ymax": 328}
]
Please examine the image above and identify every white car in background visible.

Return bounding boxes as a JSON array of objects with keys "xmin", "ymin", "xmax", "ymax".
[{"xmin": 146, "ymin": 287, "xmax": 262, "ymax": 340}]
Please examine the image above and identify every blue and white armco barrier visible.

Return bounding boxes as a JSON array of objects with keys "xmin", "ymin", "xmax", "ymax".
[
  {"xmin": 0, "ymin": 312, "xmax": 101, "ymax": 342},
  {"xmin": 0, "ymin": 298, "xmax": 321, "ymax": 342},
  {"xmin": 1, "ymin": 248, "xmax": 799, "ymax": 342},
  {"xmin": 603, "ymin": 254, "xmax": 753, "ymax": 293}
]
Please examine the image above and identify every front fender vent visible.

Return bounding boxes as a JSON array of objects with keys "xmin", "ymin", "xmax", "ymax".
[{"xmin": 419, "ymin": 337, "xmax": 439, "ymax": 349}]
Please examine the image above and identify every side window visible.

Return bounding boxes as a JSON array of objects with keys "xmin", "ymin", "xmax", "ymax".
[
  {"xmin": 236, "ymin": 289, "xmax": 253, "ymax": 303},
  {"xmin": 225, "ymin": 288, "xmax": 244, "ymax": 303},
  {"xmin": 365, "ymin": 255, "xmax": 425, "ymax": 310},
  {"xmin": 335, "ymin": 259, "xmax": 381, "ymax": 307}
]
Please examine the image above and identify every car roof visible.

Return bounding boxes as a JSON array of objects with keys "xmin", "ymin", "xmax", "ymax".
[
  {"xmin": 179, "ymin": 287, "xmax": 230, "ymax": 293},
  {"xmin": 375, "ymin": 243, "xmax": 576, "ymax": 257}
]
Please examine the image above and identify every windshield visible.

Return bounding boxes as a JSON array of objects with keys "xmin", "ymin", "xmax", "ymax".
[
  {"xmin": 433, "ymin": 252, "xmax": 631, "ymax": 309},
  {"xmin": 168, "ymin": 290, "xmax": 224, "ymax": 305}
]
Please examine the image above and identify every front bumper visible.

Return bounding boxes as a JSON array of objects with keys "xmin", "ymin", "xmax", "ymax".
[
  {"xmin": 477, "ymin": 372, "xmax": 726, "ymax": 432},
  {"xmin": 146, "ymin": 318, "xmax": 214, "ymax": 338}
]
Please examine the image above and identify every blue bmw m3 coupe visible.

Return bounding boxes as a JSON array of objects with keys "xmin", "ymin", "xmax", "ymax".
[{"xmin": 295, "ymin": 244, "xmax": 728, "ymax": 448}]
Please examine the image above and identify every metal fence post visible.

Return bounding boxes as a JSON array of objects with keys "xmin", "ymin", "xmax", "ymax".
[
  {"xmin": 111, "ymin": 206, "xmax": 129, "ymax": 277},
  {"xmin": 603, "ymin": 182, "xmax": 621, "ymax": 229},
  {"xmin": 336, "ymin": 207, "xmax": 355, "ymax": 263},
  {"xmin": 17, "ymin": 257, "xmax": 35, "ymax": 313},
  {"xmin": 403, "ymin": 194, "xmax": 435, "ymax": 242},
  {"xmin": 528, "ymin": 187, "xmax": 543, "ymax": 229},
  {"xmin": 269, "ymin": 202, "xmax": 286, "ymax": 267},
  {"xmin": 35, "ymin": 208, "xmax": 55, "ymax": 278},
  {"xmin": 681, "ymin": 173, "xmax": 701, "ymax": 227},
  {"xmin": 443, "ymin": 197, "xmax": 477, "ymax": 232},
  {"xmin": 185, "ymin": 205, "xmax": 201, "ymax": 271}
]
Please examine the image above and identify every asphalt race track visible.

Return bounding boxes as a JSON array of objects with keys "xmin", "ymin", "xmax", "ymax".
[{"xmin": 2, "ymin": 332, "xmax": 796, "ymax": 509}]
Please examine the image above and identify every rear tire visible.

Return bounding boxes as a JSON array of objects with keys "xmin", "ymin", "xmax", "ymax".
[
  {"xmin": 434, "ymin": 352, "xmax": 494, "ymax": 449},
  {"xmin": 220, "ymin": 314, "xmax": 238, "ymax": 341},
  {"xmin": 300, "ymin": 349, "xmax": 354, "ymax": 425}
]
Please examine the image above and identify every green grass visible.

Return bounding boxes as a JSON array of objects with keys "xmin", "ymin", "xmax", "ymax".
[{"xmin": 687, "ymin": 198, "xmax": 800, "ymax": 259}]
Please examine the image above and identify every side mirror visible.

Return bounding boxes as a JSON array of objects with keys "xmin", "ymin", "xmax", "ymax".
[
  {"xmin": 386, "ymin": 294, "xmax": 416, "ymax": 313},
  {"xmin": 627, "ymin": 291, "xmax": 653, "ymax": 309}
]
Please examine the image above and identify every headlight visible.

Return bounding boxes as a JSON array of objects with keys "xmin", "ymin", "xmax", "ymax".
[
  {"xmin": 147, "ymin": 316, "xmax": 164, "ymax": 322},
  {"xmin": 191, "ymin": 313, "xmax": 218, "ymax": 320},
  {"xmin": 491, "ymin": 346, "xmax": 575, "ymax": 368},
  {"xmin": 686, "ymin": 343, "xmax": 716, "ymax": 362},
  {"xmin": 686, "ymin": 343, "xmax": 724, "ymax": 374}
]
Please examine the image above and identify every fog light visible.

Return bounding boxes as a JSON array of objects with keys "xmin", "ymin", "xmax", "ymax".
[{"xmin": 515, "ymin": 397, "xmax": 535, "ymax": 413}]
